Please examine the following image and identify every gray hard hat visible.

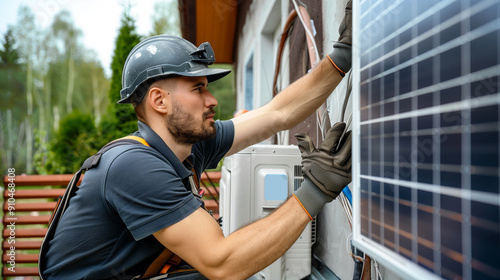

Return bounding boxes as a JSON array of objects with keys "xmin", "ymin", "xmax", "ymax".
[{"xmin": 118, "ymin": 35, "xmax": 231, "ymax": 104}]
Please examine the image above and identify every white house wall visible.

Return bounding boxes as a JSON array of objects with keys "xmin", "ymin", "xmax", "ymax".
[{"xmin": 236, "ymin": 0, "xmax": 290, "ymax": 113}]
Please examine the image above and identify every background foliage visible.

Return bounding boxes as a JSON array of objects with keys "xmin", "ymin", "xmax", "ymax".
[
  {"xmin": 1, "ymin": 1, "xmax": 235, "ymax": 175},
  {"xmin": 99, "ymin": 8, "xmax": 143, "ymax": 145}
]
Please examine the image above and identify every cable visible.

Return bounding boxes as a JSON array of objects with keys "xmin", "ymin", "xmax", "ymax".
[
  {"xmin": 342, "ymin": 71, "xmax": 353, "ymax": 123},
  {"xmin": 374, "ymin": 260, "xmax": 383, "ymax": 280},
  {"xmin": 339, "ymin": 192, "xmax": 352, "ymax": 225},
  {"xmin": 336, "ymin": 70, "xmax": 353, "ymax": 147},
  {"xmin": 316, "ymin": 103, "xmax": 330, "ymax": 141},
  {"xmin": 347, "ymin": 232, "xmax": 369, "ymax": 280},
  {"xmin": 272, "ymin": 9, "xmax": 298, "ymax": 97},
  {"xmin": 345, "ymin": 113, "xmax": 353, "ymax": 133},
  {"xmin": 345, "ymin": 232, "xmax": 353, "ymax": 256},
  {"xmin": 277, "ymin": 129, "xmax": 288, "ymax": 145},
  {"xmin": 345, "ymin": 233, "xmax": 365, "ymax": 263},
  {"xmin": 291, "ymin": 0, "xmax": 320, "ymax": 67},
  {"xmin": 291, "ymin": 0, "xmax": 332, "ymax": 144}
]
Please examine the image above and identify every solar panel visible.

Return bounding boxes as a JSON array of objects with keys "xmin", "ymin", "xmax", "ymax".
[{"xmin": 352, "ymin": 0, "xmax": 500, "ymax": 279}]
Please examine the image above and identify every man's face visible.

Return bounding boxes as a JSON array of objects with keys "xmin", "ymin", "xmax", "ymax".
[{"xmin": 166, "ymin": 76, "xmax": 218, "ymax": 144}]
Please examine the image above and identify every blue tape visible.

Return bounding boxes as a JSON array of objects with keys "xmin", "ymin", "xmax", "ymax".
[{"xmin": 342, "ymin": 185, "xmax": 352, "ymax": 205}]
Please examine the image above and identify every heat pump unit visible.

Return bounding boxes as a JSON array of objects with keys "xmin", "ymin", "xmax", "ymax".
[{"xmin": 220, "ymin": 144, "xmax": 313, "ymax": 280}]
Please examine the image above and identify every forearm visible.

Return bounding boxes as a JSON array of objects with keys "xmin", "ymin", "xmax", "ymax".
[
  {"xmin": 218, "ymin": 197, "xmax": 311, "ymax": 279},
  {"xmin": 271, "ymin": 57, "xmax": 343, "ymax": 131},
  {"xmin": 155, "ymin": 198, "xmax": 312, "ymax": 280}
]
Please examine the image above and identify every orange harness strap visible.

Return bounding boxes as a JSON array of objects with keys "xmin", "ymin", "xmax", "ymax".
[
  {"xmin": 159, "ymin": 255, "xmax": 183, "ymax": 274},
  {"xmin": 141, "ymin": 249, "xmax": 176, "ymax": 279},
  {"xmin": 121, "ymin": 135, "xmax": 150, "ymax": 147}
]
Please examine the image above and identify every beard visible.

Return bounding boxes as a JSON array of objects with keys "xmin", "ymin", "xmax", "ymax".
[{"xmin": 167, "ymin": 102, "xmax": 217, "ymax": 144}]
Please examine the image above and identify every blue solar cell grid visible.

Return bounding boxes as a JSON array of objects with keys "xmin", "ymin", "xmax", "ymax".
[{"xmin": 356, "ymin": 0, "xmax": 500, "ymax": 279}]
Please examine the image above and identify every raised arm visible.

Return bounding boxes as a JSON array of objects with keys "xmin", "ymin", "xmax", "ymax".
[
  {"xmin": 226, "ymin": 58, "xmax": 343, "ymax": 156},
  {"xmin": 226, "ymin": 0, "xmax": 352, "ymax": 156}
]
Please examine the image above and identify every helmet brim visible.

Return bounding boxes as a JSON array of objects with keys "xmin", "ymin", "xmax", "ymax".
[
  {"xmin": 117, "ymin": 67, "xmax": 231, "ymax": 104},
  {"xmin": 181, "ymin": 67, "xmax": 231, "ymax": 83}
]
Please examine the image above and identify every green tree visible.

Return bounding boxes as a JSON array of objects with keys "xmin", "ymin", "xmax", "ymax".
[
  {"xmin": 75, "ymin": 52, "xmax": 110, "ymax": 127},
  {"xmin": 14, "ymin": 7, "xmax": 110, "ymax": 175},
  {"xmin": 0, "ymin": 25, "xmax": 24, "ymax": 111},
  {"xmin": 10, "ymin": 5, "xmax": 39, "ymax": 174},
  {"xmin": 0, "ymin": 25, "xmax": 25, "ymax": 173},
  {"xmin": 32, "ymin": 9, "xmax": 109, "ymax": 174},
  {"xmin": 36, "ymin": 111, "xmax": 98, "ymax": 174},
  {"xmin": 149, "ymin": 0, "xmax": 181, "ymax": 37},
  {"xmin": 49, "ymin": 10, "xmax": 83, "ymax": 115},
  {"xmin": 100, "ymin": 7, "xmax": 142, "ymax": 143},
  {"xmin": 0, "ymin": 25, "xmax": 20, "ymax": 67},
  {"xmin": 208, "ymin": 64, "xmax": 236, "ymax": 120}
]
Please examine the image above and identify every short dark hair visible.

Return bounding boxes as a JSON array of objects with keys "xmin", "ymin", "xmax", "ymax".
[{"xmin": 133, "ymin": 78, "xmax": 178, "ymax": 121}]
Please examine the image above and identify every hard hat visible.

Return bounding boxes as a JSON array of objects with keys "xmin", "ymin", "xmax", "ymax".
[{"xmin": 118, "ymin": 35, "xmax": 231, "ymax": 104}]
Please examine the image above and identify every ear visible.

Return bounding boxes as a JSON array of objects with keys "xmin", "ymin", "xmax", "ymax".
[{"xmin": 147, "ymin": 87, "xmax": 169, "ymax": 114}]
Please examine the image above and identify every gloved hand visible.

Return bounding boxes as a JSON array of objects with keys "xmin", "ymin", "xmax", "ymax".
[
  {"xmin": 337, "ymin": 0, "xmax": 352, "ymax": 46},
  {"xmin": 327, "ymin": 0, "xmax": 352, "ymax": 76},
  {"xmin": 293, "ymin": 122, "xmax": 352, "ymax": 219},
  {"xmin": 297, "ymin": 122, "xmax": 352, "ymax": 197}
]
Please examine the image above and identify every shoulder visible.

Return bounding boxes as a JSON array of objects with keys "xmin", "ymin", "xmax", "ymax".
[
  {"xmin": 215, "ymin": 120, "xmax": 235, "ymax": 142},
  {"xmin": 103, "ymin": 145, "xmax": 178, "ymax": 184},
  {"xmin": 107, "ymin": 144, "xmax": 168, "ymax": 163}
]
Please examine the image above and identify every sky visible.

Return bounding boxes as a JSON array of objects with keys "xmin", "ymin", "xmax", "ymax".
[{"xmin": 0, "ymin": 0, "xmax": 159, "ymax": 76}]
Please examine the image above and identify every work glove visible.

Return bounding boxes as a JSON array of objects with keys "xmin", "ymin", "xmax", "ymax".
[
  {"xmin": 293, "ymin": 122, "xmax": 352, "ymax": 219},
  {"xmin": 337, "ymin": 0, "xmax": 352, "ymax": 46},
  {"xmin": 327, "ymin": 0, "xmax": 352, "ymax": 76}
]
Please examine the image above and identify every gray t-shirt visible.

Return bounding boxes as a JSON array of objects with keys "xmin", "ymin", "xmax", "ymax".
[{"xmin": 42, "ymin": 120, "xmax": 234, "ymax": 279}]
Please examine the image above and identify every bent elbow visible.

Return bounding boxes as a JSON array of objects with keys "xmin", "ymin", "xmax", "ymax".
[
  {"xmin": 197, "ymin": 256, "xmax": 250, "ymax": 280},
  {"xmin": 202, "ymin": 268, "xmax": 248, "ymax": 280}
]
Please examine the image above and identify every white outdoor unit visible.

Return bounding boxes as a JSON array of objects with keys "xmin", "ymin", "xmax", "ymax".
[{"xmin": 220, "ymin": 144, "xmax": 313, "ymax": 280}]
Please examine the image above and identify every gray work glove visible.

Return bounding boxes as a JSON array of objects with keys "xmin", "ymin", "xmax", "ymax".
[
  {"xmin": 327, "ymin": 0, "xmax": 352, "ymax": 76},
  {"xmin": 293, "ymin": 122, "xmax": 352, "ymax": 218},
  {"xmin": 337, "ymin": 0, "xmax": 352, "ymax": 46}
]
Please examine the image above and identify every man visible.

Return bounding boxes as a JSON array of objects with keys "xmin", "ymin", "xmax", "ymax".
[{"xmin": 41, "ymin": 1, "xmax": 352, "ymax": 279}]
